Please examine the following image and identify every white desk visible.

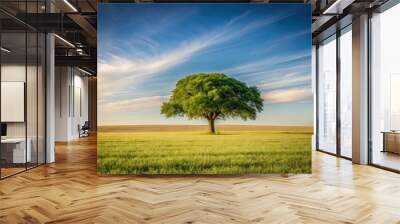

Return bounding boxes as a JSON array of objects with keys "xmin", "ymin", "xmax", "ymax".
[{"xmin": 1, "ymin": 138, "xmax": 31, "ymax": 163}]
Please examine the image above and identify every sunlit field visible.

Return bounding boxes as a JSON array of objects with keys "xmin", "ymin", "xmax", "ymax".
[{"xmin": 97, "ymin": 125, "xmax": 312, "ymax": 174}]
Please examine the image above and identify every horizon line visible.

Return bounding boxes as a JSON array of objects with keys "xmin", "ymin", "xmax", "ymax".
[{"xmin": 98, "ymin": 123, "xmax": 313, "ymax": 127}]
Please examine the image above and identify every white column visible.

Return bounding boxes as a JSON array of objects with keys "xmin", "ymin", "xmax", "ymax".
[
  {"xmin": 352, "ymin": 14, "xmax": 369, "ymax": 164},
  {"xmin": 46, "ymin": 32, "xmax": 55, "ymax": 163}
]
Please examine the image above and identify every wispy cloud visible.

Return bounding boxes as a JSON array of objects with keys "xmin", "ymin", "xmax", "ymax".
[
  {"xmin": 224, "ymin": 51, "xmax": 310, "ymax": 77},
  {"xmin": 260, "ymin": 29, "xmax": 310, "ymax": 53},
  {"xmin": 98, "ymin": 12, "xmax": 291, "ymax": 100},
  {"xmin": 99, "ymin": 9, "xmax": 198, "ymax": 59},
  {"xmin": 98, "ymin": 36, "xmax": 218, "ymax": 98},
  {"xmin": 98, "ymin": 5, "xmax": 312, "ymax": 125},
  {"xmin": 258, "ymin": 72, "xmax": 311, "ymax": 91},
  {"xmin": 100, "ymin": 95, "xmax": 169, "ymax": 113},
  {"xmin": 263, "ymin": 87, "xmax": 312, "ymax": 104},
  {"xmin": 220, "ymin": 52, "xmax": 311, "ymax": 103}
]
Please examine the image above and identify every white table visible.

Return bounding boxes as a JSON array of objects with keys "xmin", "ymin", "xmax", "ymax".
[{"xmin": 1, "ymin": 138, "xmax": 31, "ymax": 163}]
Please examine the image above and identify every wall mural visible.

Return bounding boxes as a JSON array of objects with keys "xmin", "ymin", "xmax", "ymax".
[{"xmin": 97, "ymin": 4, "xmax": 312, "ymax": 174}]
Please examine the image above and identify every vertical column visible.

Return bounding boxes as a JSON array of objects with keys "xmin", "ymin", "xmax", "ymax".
[
  {"xmin": 46, "ymin": 1, "xmax": 55, "ymax": 163},
  {"xmin": 336, "ymin": 30, "xmax": 341, "ymax": 156},
  {"xmin": 46, "ymin": 33, "xmax": 55, "ymax": 163},
  {"xmin": 352, "ymin": 14, "xmax": 369, "ymax": 164}
]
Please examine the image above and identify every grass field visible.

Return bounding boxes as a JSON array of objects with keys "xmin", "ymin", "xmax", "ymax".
[{"xmin": 97, "ymin": 125, "xmax": 312, "ymax": 174}]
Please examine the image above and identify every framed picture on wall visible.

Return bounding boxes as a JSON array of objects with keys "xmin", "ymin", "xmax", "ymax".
[{"xmin": 97, "ymin": 4, "xmax": 313, "ymax": 175}]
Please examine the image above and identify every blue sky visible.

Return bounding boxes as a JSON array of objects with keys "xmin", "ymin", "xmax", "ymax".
[{"xmin": 98, "ymin": 4, "xmax": 312, "ymax": 126}]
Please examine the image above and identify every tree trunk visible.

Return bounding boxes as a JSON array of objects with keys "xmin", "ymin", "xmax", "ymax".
[{"xmin": 208, "ymin": 118, "xmax": 216, "ymax": 133}]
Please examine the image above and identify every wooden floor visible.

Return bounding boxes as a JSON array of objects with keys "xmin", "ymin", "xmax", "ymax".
[
  {"xmin": 372, "ymin": 151, "xmax": 400, "ymax": 171},
  {"xmin": 1, "ymin": 136, "xmax": 400, "ymax": 223},
  {"xmin": 0, "ymin": 167, "xmax": 26, "ymax": 178}
]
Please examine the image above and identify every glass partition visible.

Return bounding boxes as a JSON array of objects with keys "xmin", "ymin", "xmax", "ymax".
[
  {"xmin": 27, "ymin": 31, "xmax": 38, "ymax": 169},
  {"xmin": 0, "ymin": 2, "xmax": 46, "ymax": 179},
  {"xmin": 317, "ymin": 35, "xmax": 337, "ymax": 154},
  {"xmin": 1, "ymin": 31, "xmax": 28, "ymax": 177},
  {"xmin": 370, "ymin": 3, "xmax": 400, "ymax": 171},
  {"xmin": 339, "ymin": 26, "xmax": 352, "ymax": 158}
]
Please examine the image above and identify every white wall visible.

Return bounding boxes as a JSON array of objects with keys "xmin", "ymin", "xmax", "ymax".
[
  {"xmin": 55, "ymin": 67, "xmax": 89, "ymax": 141},
  {"xmin": 1, "ymin": 63, "xmax": 47, "ymax": 164},
  {"xmin": 1, "ymin": 65, "xmax": 26, "ymax": 130},
  {"xmin": 71, "ymin": 73, "xmax": 89, "ymax": 138},
  {"xmin": 55, "ymin": 67, "xmax": 70, "ymax": 141},
  {"xmin": 1, "ymin": 65, "xmax": 37, "ymax": 138}
]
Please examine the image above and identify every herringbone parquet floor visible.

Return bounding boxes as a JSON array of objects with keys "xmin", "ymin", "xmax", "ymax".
[{"xmin": 0, "ymin": 136, "xmax": 400, "ymax": 224}]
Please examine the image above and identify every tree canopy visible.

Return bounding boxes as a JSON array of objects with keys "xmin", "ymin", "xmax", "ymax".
[{"xmin": 161, "ymin": 73, "xmax": 264, "ymax": 133}]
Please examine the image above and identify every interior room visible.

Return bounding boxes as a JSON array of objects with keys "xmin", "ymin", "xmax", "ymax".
[
  {"xmin": 54, "ymin": 66, "xmax": 90, "ymax": 141},
  {"xmin": 0, "ymin": 0, "xmax": 96, "ymax": 179},
  {"xmin": 0, "ymin": 0, "xmax": 399, "ymax": 223},
  {"xmin": 0, "ymin": 11, "xmax": 46, "ymax": 178},
  {"xmin": 370, "ymin": 2, "xmax": 400, "ymax": 171}
]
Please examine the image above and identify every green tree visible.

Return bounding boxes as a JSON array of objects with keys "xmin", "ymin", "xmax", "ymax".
[{"xmin": 161, "ymin": 73, "xmax": 264, "ymax": 133}]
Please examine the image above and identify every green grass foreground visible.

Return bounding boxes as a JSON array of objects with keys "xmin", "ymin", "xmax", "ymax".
[{"xmin": 97, "ymin": 125, "xmax": 312, "ymax": 174}]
